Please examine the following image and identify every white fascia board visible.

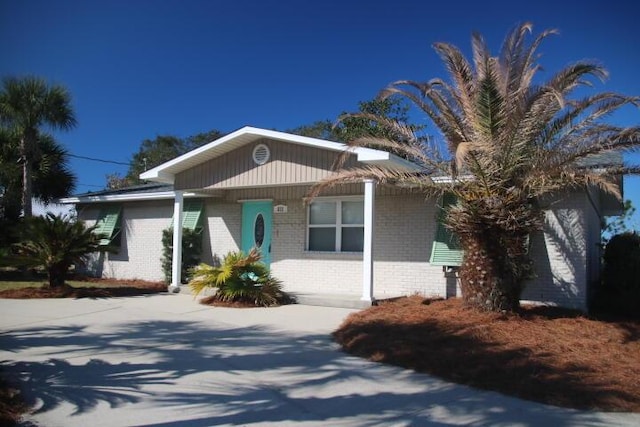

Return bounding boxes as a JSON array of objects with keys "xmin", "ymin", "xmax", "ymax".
[
  {"xmin": 245, "ymin": 127, "xmax": 348, "ymax": 151},
  {"xmin": 430, "ymin": 174, "xmax": 473, "ymax": 184},
  {"xmin": 354, "ymin": 146, "xmax": 389, "ymax": 161},
  {"xmin": 139, "ymin": 128, "xmax": 252, "ymax": 181},
  {"xmin": 139, "ymin": 170, "xmax": 175, "ymax": 183},
  {"xmin": 59, "ymin": 191, "xmax": 202, "ymax": 204}
]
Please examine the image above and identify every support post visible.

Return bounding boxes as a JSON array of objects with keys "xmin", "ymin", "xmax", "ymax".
[
  {"xmin": 361, "ymin": 179, "xmax": 375, "ymax": 303},
  {"xmin": 169, "ymin": 190, "xmax": 184, "ymax": 293}
]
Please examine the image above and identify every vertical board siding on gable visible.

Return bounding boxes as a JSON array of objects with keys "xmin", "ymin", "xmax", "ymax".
[
  {"xmin": 174, "ymin": 139, "xmax": 357, "ymax": 190},
  {"xmin": 224, "ymin": 183, "xmax": 422, "ymax": 203}
]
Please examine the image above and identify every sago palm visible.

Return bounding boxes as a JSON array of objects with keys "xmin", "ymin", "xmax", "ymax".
[
  {"xmin": 189, "ymin": 249, "xmax": 289, "ymax": 307},
  {"xmin": 0, "ymin": 76, "xmax": 76, "ymax": 217},
  {"xmin": 12, "ymin": 213, "xmax": 101, "ymax": 287},
  {"xmin": 311, "ymin": 23, "xmax": 640, "ymax": 312}
]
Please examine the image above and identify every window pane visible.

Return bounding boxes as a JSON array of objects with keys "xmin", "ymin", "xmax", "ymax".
[
  {"xmin": 342, "ymin": 201, "xmax": 364, "ymax": 224},
  {"xmin": 310, "ymin": 202, "xmax": 336, "ymax": 225},
  {"xmin": 309, "ymin": 228, "xmax": 336, "ymax": 251},
  {"xmin": 342, "ymin": 227, "xmax": 364, "ymax": 252}
]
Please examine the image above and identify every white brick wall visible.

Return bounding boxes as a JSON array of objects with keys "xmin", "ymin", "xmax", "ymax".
[
  {"xmin": 522, "ymin": 192, "xmax": 594, "ymax": 310},
  {"xmin": 76, "ymin": 187, "xmax": 601, "ymax": 310},
  {"xmin": 258, "ymin": 191, "xmax": 449, "ymax": 298},
  {"xmin": 78, "ymin": 201, "xmax": 172, "ymax": 281}
]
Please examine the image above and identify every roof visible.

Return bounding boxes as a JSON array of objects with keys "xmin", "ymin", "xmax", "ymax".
[
  {"xmin": 139, "ymin": 126, "xmax": 421, "ymax": 184},
  {"xmin": 59, "ymin": 183, "xmax": 184, "ymax": 204},
  {"xmin": 577, "ymin": 151, "xmax": 624, "ymax": 168}
]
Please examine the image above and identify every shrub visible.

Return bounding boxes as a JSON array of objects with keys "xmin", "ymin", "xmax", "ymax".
[
  {"xmin": 189, "ymin": 248, "xmax": 291, "ymax": 307},
  {"xmin": 161, "ymin": 228, "xmax": 202, "ymax": 284},
  {"xmin": 11, "ymin": 213, "xmax": 101, "ymax": 287},
  {"xmin": 594, "ymin": 232, "xmax": 640, "ymax": 316}
]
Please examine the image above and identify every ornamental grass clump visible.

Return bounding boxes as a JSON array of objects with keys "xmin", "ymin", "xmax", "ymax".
[{"xmin": 189, "ymin": 248, "xmax": 291, "ymax": 307}]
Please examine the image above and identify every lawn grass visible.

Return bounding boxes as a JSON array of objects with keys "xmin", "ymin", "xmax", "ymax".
[{"xmin": 334, "ymin": 295, "xmax": 640, "ymax": 412}]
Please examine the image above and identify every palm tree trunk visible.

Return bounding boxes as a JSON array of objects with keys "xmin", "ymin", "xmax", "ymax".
[
  {"xmin": 20, "ymin": 135, "xmax": 33, "ymax": 218},
  {"xmin": 48, "ymin": 263, "xmax": 67, "ymax": 288},
  {"xmin": 458, "ymin": 232, "xmax": 524, "ymax": 312},
  {"xmin": 22, "ymin": 156, "xmax": 33, "ymax": 218}
]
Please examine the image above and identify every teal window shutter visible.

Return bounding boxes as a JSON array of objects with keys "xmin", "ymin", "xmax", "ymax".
[
  {"xmin": 171, "ymin": 200, "xmax": 204, "ymax": 232},
  {"xmin": 94, "ymin": 205, "xmax": 122, "ymax": 247},
  {"xmin": 429, "ymin": 194, "xmax": 463, "ymax": 266}
]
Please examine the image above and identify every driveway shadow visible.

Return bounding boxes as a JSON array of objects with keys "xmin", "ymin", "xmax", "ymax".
[{"xmin": 1, "ymin": 307, "xmax": 637, "ymax": 426}]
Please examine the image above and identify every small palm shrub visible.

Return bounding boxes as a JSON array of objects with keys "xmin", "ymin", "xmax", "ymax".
[
  {"xmin": 11, "ymin": 213, "xmax": 101, "ymax": 287},
  {"xmin": 594, "ymin": 232, "xmax": 640, "ymax": 316},
  {"xmin": 189, "ymin": 249, "xmax": 291, "ymax": 307}
]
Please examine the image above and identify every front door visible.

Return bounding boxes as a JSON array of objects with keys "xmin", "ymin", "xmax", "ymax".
[{"xmin": 241, "ymin": 201, "xmax": 273, "ymax": 267}]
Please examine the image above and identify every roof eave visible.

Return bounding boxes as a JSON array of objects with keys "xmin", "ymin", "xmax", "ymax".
[{"xmin": 59, "ymin": 191, "xmax": 205, "ymax": 204}]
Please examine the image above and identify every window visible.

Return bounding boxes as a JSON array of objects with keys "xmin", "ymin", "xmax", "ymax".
[
  {"xmin": 94, "ymin": 205, "xmax": 122, "ymax": 248},
  {"xmin": 307, "ymin": 199, "xmax": 364, "ymax": 252}
]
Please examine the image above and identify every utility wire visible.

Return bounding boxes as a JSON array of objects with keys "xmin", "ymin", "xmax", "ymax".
[
  {"xmin": 68, "ymin": 153, "xmax": 131, "ymax": 166},
  {"xmin": 77, "ymin": 183, "xmax": 105, "ymax": 188}
]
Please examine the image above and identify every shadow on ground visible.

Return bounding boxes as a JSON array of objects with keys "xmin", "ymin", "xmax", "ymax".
[{"xmin": 0, "ymin": 301, "xmax": 633, "ymax": 426}]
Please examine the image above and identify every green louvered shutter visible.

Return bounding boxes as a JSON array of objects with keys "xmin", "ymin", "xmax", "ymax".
[
  {"xmin": 429, "ymin": 194, "xmax": 463, "ymax": 266},
  {"xmin": 170, "ymin": 200, "xmax": 204, "ymax": 232},
  {"xmin": 94, "ymin": 206, "xmax": 122, "ymax": 246}
]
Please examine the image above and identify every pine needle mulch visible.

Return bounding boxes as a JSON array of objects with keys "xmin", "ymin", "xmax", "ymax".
[
  {"xmin": 0, "ymin": 279, "xmax": 166, "ymax": 299},
  {"xmin": 333, "ymin": 296, "xmax": 640, "ymax": 412}
]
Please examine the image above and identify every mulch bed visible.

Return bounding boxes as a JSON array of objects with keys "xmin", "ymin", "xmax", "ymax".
[
  {"xmin": 0, "ymin": 279, "xmax": 166, "ymax": 299},
  {"xmin": 0, "ymin": 374, "xmax": 28, "ymax": 427},
  {"xmin": 333, "ymin": 295, "xmax": 640, "ymax": 412},
  {"xmin": 199, "ymin": 295, "xmax": 260, "ymax": 308}
]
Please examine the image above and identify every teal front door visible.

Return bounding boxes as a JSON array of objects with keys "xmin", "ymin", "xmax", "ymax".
[{"xmin": 241, "ymin": 201, "xmax": 273, "ymax": 267}]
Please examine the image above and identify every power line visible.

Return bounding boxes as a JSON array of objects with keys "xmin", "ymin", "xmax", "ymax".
[
  {"xmin": 68, "ymin": 153, "xmax": 131, "ymax": 166},
  {"xmin": 77, "ymin": 183, "xmax": 104, "ymax": 188}
]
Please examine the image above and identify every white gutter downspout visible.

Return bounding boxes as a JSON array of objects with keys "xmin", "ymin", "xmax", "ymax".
[
  {"xmin": 361, "ymin": 179, "xmax": 375, "ymax": 303},
  {"xmin": 170, "ymin": 191, "xmax": 184, "ymax": 293}
]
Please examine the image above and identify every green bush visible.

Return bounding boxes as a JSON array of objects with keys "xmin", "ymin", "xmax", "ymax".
[
  {"xmin": 161, "ymin": 228, "xmax": 202, "ymax": 284},
  {"xmin": 595, "ymin": 232, "xmax": 640, "ymax": 316},
  {"xmin": 189, "ymin": 248, "xmax": 291, "ymax": 307},
  {"xmin": 11, "ymin": 213, "xmax": 101, "ymax": 287}
]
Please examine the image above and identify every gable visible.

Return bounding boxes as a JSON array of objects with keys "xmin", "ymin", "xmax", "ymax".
[{"xmin": 174, "ymin": 139, "xmax": 358, "ymax": 190}]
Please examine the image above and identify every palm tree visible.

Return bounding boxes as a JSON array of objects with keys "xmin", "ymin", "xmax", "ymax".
[
  {"xmin": 311, "ymin": 23, "xmax": 640, "ymax": 312},
  {"xmin": 0, "ymin": 76, "xmax": 76, "ymax": 217},
  {"xmin": 0, "ymin": 131, "xmax": 76, "ymax": 221}
]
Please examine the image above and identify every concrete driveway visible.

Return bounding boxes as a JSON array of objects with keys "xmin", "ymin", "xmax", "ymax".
[{"xmin": 1, "ymin": 294, "xmax": 638, "ymax": 427}]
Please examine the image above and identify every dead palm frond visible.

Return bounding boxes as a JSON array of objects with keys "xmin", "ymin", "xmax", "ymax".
[{"xmin": 309, "ymin": 22, "xmax": 640, "ymax": 312}]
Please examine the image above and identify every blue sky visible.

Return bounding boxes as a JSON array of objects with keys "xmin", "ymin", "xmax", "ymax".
[{"xmin": 1, "ymin": 0, "xmax": 639, "ymax": 220}]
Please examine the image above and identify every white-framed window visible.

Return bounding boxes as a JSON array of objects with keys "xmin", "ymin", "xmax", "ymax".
[{"xmin": 307, "ymin": 198, "xmax": 364, "ymax": 252}]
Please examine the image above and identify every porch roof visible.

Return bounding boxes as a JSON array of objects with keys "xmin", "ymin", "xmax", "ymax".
[{"xmin": 139, "ymin": 126, "xmax": 421, "ymax": 184}]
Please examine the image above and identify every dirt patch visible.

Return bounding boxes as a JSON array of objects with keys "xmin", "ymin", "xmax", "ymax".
[{"xmin": 334, "ymin": 296, "xmax": 640, "ymax": 412}]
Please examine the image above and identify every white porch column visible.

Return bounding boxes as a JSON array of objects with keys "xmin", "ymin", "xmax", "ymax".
[
  {"xmin": 169, "ymin": 190, "xmax": 184, "ymax": 293},
  {"xmin": 361, "ymin": 179, "xmax": 375, "ymax": 302}
]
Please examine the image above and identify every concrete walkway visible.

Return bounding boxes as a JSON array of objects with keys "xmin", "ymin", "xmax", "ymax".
[{"xmin": 0, "ymin": 294, "xmax": 638, "ymax": 427}]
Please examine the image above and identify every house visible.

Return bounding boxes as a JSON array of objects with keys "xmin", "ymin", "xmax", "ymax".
[{"xmin": 60, "ymin": 126, "xmax": 623, "ymax": 310}]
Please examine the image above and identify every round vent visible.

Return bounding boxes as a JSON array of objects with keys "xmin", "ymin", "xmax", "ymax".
[{"xmin": 252, "ymin": 144, "xmax": 270, "ymax": 165}]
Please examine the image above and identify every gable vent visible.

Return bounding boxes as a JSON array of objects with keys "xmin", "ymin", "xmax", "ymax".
[{"xmin": 252, "ymin": 144, "xmax": 270, "ymax": 165}]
